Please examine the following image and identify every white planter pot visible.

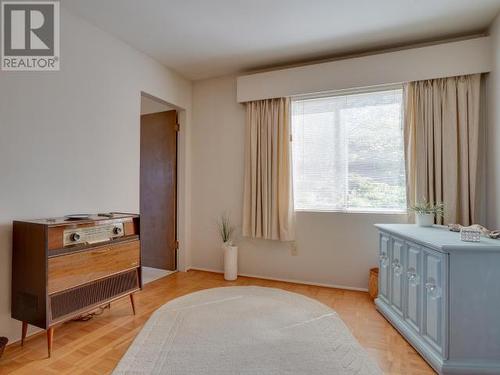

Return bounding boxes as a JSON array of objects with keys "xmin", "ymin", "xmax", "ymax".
[
  {"xmin": 416, "ymin": 213, "xmax": 435, "ymax": 227},
  {"xmin": 223, "ymin": 244, "xmax": 238, "ymax": 281}
]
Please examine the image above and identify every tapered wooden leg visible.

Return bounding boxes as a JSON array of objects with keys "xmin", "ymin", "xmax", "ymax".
[
  {"xmin": 129, "ymin": 293, "xmax": 136, "ymax": 315},
  {"xmin": 47, "ymin": 327, "xmax": 54, "ymax": 358},
  {"xmin": 21, "ymin": 321, "xmax": 28, "ymax": 347}
]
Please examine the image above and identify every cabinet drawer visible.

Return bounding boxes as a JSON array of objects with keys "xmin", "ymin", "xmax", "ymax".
[{"xmin": 48, "ymin": 240, "xmax": 140, "ymax": 294}]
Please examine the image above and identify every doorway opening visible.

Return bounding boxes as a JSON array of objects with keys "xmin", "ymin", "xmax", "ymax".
[{"xmin": 140, "ymin": 93, "xmax": 179, "ymax": 283}]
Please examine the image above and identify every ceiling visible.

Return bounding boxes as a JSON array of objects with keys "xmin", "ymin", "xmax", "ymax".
[{"xmin": 62, "ymin": 0, "xmax": 500, "ymax": 81}]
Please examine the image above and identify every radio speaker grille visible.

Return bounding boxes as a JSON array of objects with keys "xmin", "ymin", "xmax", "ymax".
[{"xmin": 50, "ymin": 270, "xmax": 138, "ymax": 321}]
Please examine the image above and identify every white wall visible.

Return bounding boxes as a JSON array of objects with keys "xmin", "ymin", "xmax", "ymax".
[
  {"xmin": 191, "ymin": 76, "xmax": 407, "ymax": 291},
  {"xmin": 140, "ymin": 95, "xmax": 174, "ymax": 114},
  {"xmin": 487, "ymin": 14, "xmax": 500, "ymax": 228},
  {"xmin": 237, "ymin": 37, "xmax": 492, "ymax": 102},
  {"xmin": 0, "ymin": 8, "xmax": 192, "ymax": 342}
]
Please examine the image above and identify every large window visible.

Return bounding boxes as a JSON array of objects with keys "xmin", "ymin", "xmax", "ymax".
[{"xmin": 292, "ymin": 87, "xmax": 406, "ymax": 212}]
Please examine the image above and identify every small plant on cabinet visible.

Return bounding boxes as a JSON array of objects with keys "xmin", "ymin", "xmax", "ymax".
[{"xmin": 409, "ymin": 201, "xmax": 444, "ymax": 227}]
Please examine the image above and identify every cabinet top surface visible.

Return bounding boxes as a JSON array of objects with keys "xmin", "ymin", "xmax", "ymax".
[
  {"xmin": 375, "ymin": 224, "xmax": 500, "ymax": 252},
  {"xmin": 14, "ymin": 212, "xmax": 138, "ymax": 227}
]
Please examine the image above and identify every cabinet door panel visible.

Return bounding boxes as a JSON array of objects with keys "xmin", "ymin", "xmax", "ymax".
[
  {"xmin": 390, "ymin": 238, "xmax": 405, "ymax": 316},
  {"xmin": 48, "ymin": 240, "xmax": 140, "ymax": 294},
  {"xmin": 422, "ymin": 249, "xmax": 446, "ymax": 355},
  {"xmin": 378, "ymin": 234, "xmax": 391, "ymax": 303},
  {"xmin": 404, "ymin": 242, "xmax": 422, "ymax": 332}
]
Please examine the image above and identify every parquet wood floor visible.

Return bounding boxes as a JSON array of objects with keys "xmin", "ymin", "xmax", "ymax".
[{"xmin": 0, "ymin": 270, "xmax": 435, "ymax": 374}]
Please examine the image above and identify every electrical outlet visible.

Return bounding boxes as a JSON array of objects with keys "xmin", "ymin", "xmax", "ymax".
[{"xmin": 290, "ymin": 241, "xmax": 298, "ymax": 256}]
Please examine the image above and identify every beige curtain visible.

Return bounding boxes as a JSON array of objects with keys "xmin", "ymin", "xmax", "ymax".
[
  {"xmin": 404, "ymin": 74, "xmax": 482, "ymax": 225},
  {"xmin": 242, "ymin": 97, "xmax": 295, "ymax": 241}
]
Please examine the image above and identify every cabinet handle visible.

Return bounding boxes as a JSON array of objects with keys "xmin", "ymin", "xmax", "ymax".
[
  {"xmin": 379, "ymin": 253, "xmax": 388, "ymax": 267},
  {"xmin": 406, "ymin": 267, "xmax": 420, "ymax": 286},
  {"xmin": 391, "ymin": 259, "xmax": 402, "ymax": 276},
  {"xmin": 425, "ymin": 278, "xmax": 441, "ymax": 299},
  {"xmin": 91, "ymin": 248, "xmax": 109, "ymax": 255}
]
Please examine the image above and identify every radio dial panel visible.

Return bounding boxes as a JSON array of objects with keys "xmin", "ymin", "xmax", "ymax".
[{"xmin": 63, "ymin": 223, "xmax": 124, "ymax": 246}]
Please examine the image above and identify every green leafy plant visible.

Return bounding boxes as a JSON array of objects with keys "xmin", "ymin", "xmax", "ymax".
[
  {"xmin": 409, "ymin": 201, "xmax": 444, "ymax": 217},
  {"xmin": 218, "ymin": 213, "xmax": 235, "ymax": 245}
]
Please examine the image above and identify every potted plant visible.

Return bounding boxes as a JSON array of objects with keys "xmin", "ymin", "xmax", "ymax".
[
  {"xmin": 0, "ymin": 336, "xmax": 8, "ymax": 359},
  {"xmin": 409, "ymin": 201, "xmax": 444, "ymax": 227},
  {"xmin": 218, "ymin": 213, "xmax": 237, "ymax": 281}
]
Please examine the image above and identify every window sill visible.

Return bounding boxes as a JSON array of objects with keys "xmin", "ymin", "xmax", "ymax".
[{"xmin": 294, "ymin": 209, "xmax": 408, "ymax": 215}]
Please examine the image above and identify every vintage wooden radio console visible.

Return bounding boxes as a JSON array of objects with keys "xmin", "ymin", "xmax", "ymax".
[{"xmin": 12, "ymin": 213, "xmax": 141, "ymax": 357}]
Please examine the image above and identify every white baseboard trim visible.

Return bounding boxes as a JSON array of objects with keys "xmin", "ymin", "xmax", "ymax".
[{"xmin": 186, "ymin": 266, "xmax": 369, "ymax": 292}]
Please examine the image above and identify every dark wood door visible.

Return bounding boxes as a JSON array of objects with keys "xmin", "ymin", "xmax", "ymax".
[{"xmin": 140, "ymin": 110, "xmax": 177, "ymax": 270}]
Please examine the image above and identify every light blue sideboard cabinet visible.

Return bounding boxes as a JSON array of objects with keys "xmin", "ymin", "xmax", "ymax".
[{"xmin": 375, "ymin": 224, "xmax": 500, "ymax": 375}]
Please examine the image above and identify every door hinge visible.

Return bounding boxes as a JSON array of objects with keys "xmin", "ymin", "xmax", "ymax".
[
  {"xmin": 175, "ymin": 123, "xmax": 180, "ymax": 132},
  {"xmin": 175, "ymin": 240, "xmax": 179, "ymax": 249}
]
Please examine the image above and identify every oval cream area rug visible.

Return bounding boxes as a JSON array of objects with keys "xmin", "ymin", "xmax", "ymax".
[{"xmin": 113, "ymin": 286, "xmax": 382, "ymax": 375}]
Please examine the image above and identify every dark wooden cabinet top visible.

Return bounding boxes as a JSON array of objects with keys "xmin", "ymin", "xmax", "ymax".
[{"xmin": 16, "ymin": 212, "xmax": 139, "ymax": 227}]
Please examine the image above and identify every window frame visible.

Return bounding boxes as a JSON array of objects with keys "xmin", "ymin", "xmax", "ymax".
[{"xmin": 291, "ymin": 84, "xmax": 408, "ymax": 215}]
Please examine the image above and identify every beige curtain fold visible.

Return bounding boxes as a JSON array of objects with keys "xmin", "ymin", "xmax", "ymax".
[
  {"xmin": 242, "ymin": 97, "xmax": 295, "ymax": 241},
  {"xmin": 404, "ymin": 74, "xmax": 482, "ymax": 225}
]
